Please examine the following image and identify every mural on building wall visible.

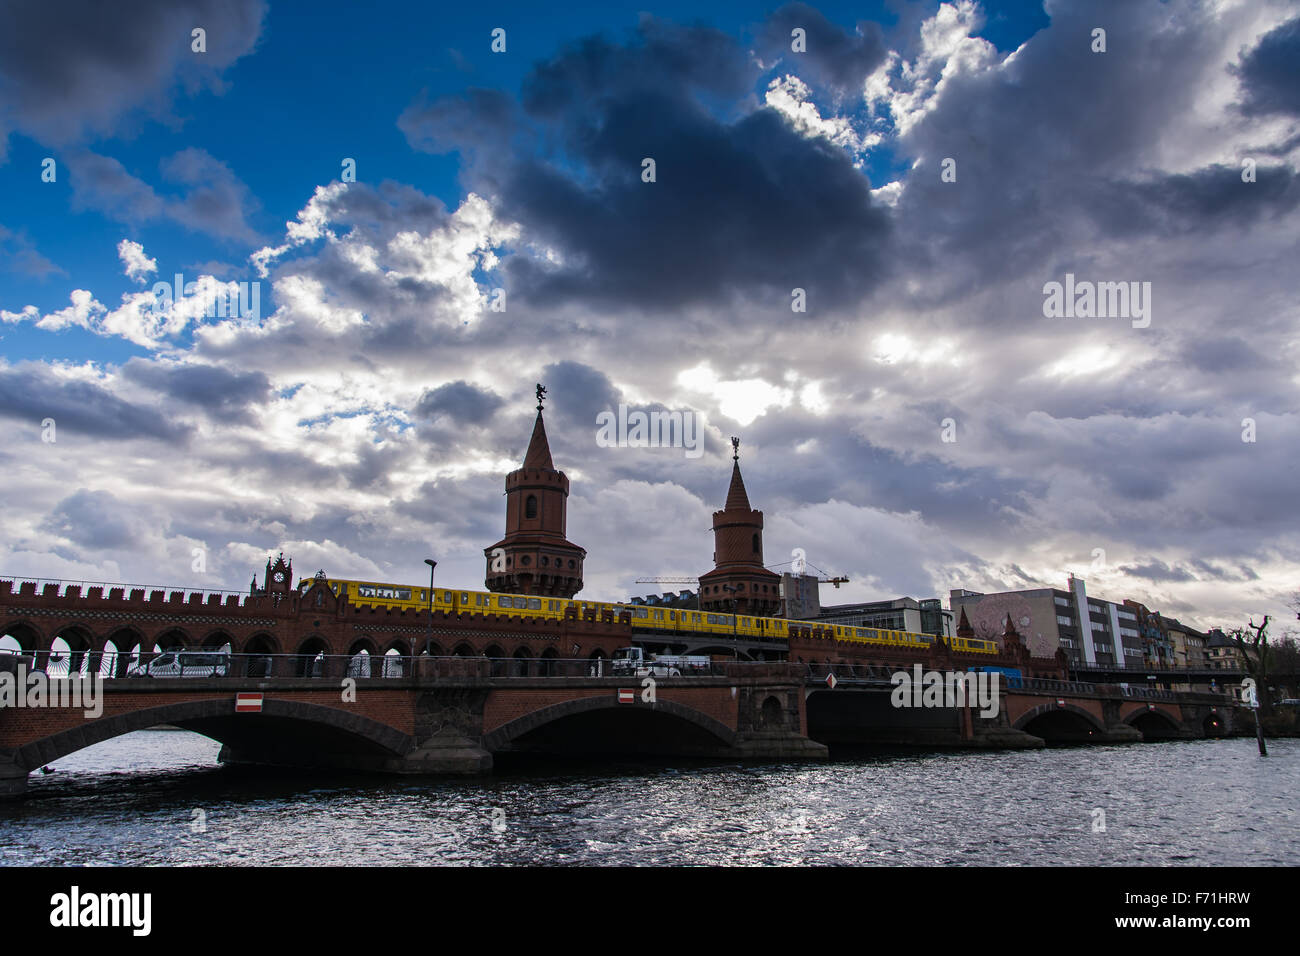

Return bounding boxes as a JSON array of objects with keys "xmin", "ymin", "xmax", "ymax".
[{"xmin": 965, "ymin": 594, "xmax": 1055, "ymax": 658}]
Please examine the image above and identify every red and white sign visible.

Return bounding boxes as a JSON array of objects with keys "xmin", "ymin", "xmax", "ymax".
[
  {"xmin": 235, "ymin": 693, "xmax": 263, "ymax": 713},
  {"xmin": 617, "ymin": 689, "xmax": 635, "ymax": 704},
  {"xmin": 825, "ymin": 673, "xmax": 838, "ymax": 689},
  {"xmin": 1056, "ymin": 698, "xmax": 1066, "ymax": 707}
]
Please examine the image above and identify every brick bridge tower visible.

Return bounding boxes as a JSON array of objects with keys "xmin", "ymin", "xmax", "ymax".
[
  {"xmin": 484, "ymin": 383, "xmax": 585, "ymax": 597},
  {"xmin": 698, "ymin": 437, "xmax": 781, "ymax": 616}
]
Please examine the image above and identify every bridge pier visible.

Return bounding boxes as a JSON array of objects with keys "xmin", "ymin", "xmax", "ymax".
[
  {"xmin": 1099, "ymin": 699, "xmax": 1144, "ymax": 743},
  {"xmin": 0, "ymin": 755, "xmax": 27, "ymax": 799}
]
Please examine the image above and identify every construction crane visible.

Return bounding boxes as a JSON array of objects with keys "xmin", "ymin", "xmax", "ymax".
[{"xmin": 765, "ymin": 561, "xmax": 849, "ymax": 588}]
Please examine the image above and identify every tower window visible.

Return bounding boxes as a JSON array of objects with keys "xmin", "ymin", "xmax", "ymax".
[
  {"xmin": 752, "ymin": 533, "xmax": 760, "ymax": 554},
  {"xmin": 526, "ymin": 495, "xmax": 538, "ymax": 519}
]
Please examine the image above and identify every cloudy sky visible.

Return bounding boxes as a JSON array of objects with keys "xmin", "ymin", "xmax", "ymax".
[{"xmin": 1, "ymin": 0, "xmax": 1297, "ymax": 635}]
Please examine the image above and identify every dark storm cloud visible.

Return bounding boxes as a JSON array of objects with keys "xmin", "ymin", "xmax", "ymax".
[
  {"xmin": 1232, "ymin": 16, "xmax": 1300, "ymax": 117},
  {"xmin": 889, "ymin": 0, "xmax": 1256, "ymax": 307},
  {"xmin": 1124, "ymin": 558, "xmax": 1198, "ymax": 582},
  {"xmin": 120, "ymin": 358, "xmax": 271, "ymax": 423},
  {"xmin": 1179, "ymin": 336, "xmax": 1272, "ymax": 374},
  {"xmin": 40, "ymin": 490, "xmax": 145, "ymax": 550},
  {"xmin": 414, "ymin": 381, "xmax": 504, "ymax": 426},
  {"xmin": 401, "ymin": 18, "xmax": 891, "ymax": 311},
  {"xmin": 0, "ymin": 363, "xmax": 187, "ymax": 441},
  {"xmin": 1089, "ymin": 164, "xmax": 1300, "ymax": 238},
  {"xmin": 539, "ymin": 361, "xmax": 620, "ymax": 432},
  {"xmin": 519, "ymin": 18, "xmax": 754, "ymax": 114},
  {"xmin": 756, "ymin": 2, "xmax": 889, "ymax": 94},
  {"xmin": 0, "ymin": 0, "xmax": 265, "ymax": 156}
]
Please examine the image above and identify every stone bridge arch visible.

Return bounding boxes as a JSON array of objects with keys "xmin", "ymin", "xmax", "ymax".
[
  {"xmin": 1013, "ymin": 701, "xmax": 1107, "ymax": 743},
  {"xmin": 1123, "ymin": 705, "xmax": 1187, "ymax": 740},
  {"xmin": 13, "ymin": 698, "xmax": 411, "ymax": 774},
  {"xmin": 483, "ymin": 695, "xmax": 737, "ymax": 756}
]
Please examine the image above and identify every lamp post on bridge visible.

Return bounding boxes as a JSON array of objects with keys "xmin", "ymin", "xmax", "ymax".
[{"xmin": 423, "ymin": 559, "xmax": 436, "ymax": 675}]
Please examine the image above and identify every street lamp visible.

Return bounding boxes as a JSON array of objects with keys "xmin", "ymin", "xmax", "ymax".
[{"xmin": 423, "ymin": 559, "xmax": 437, "ymax": 673}]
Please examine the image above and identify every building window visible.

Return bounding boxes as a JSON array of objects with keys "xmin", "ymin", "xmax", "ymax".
[
  {"xmin": 525, "ymin": 495, "xmax": 538, "ymax": 519},
  {"xmin": 752, "ymin": 533, "xmax": 760, "ymax": 554}
]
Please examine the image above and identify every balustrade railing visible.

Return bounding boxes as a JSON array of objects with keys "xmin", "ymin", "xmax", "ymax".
[{"xmin": 0, "ymin": 649, "xmax": 787, "ymax": 682}]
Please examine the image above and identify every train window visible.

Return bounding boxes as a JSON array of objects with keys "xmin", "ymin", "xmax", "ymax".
[
  {"xmin": 499, "ymin": 597, "xmax": 512, "ymax": 608},
  {"xmin": 528, "ymin": 599, "xmax": 541, "ymax": 610},
  {"xmin": 669, "ymin": 611, "xmax": 676, "ymax": 620},
  {"xmin": 654, "ymin": 610, "xmax": 664, "ymax": 620}
]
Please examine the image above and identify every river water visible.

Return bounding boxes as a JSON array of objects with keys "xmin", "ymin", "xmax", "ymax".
[{"xmin": 0, "ymin": 731, "xmax": 1295, "ymax": 865}]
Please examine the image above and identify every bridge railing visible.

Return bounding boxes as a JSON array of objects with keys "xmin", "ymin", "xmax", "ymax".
[
  {"xmin": 0, "ymin": 650, "xmax": 792, "ymax": 682},
  {"xmin": 802, "ymin": 662, "xmax": 905, "ymax": 685}
]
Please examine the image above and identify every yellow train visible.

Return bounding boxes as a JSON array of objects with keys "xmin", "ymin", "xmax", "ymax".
[{"xmin": 302, "ymin": 577, "xmax": 998, "ymax": 655}]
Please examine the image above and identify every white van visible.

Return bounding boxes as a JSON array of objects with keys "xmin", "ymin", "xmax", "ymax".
[{"xmin": 127, "ymin": 646, "xmax": 231, "ymax": 678}]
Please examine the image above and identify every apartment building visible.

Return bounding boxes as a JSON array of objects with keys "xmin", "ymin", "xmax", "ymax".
[
  {"xmin": 813, "ymin": 596, "xmax": 953, "ymax": 638},
  {"xmin": 949, "ymin": 575, "xmax": 1145, "ymax": 666}
]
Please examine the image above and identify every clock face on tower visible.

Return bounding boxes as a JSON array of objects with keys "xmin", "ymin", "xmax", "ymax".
[{"xmin": 273, "ymin": 571, "xmax": 285, "ymax": 583}]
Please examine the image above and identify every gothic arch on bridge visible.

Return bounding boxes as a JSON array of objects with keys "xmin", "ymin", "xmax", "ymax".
[
  {"xmin": 242, "ymin": 633, "xmax": 277, "ymax": 678},
  {"xmin": 482, "ymin": 696, "xmax": 737, "ymax": 757},
  {"xmin": 200, "ymin": 629, "xmax": 235, "ymax": 650},
  {"xmin": 382, "ymin": 637, "xmax": 412, "ymax": 657},
  {"xmin": 293, "ymin": 636, "xmax": 329, "ymax": 678},
  {"xmin": 1, "ymin": 620, "xmax": 41, "ymax": 655},
  {"xmin": 10, "ymin": 698, "xmax": 412, "ymax": 777},
  {"xmin": 512, "ymin": 645, "xmax": 532, "ymax": 676},
  {"xmin": 155, "ymin": 627, "xmax": 190, "ymax": 651},
  {"xmin": 347, "ymin": 637, "xmax": 380, "ymax": 657},
  {"xmin": 452, "ymin": 642, "xmax": 475, "ymax": 657},
  {"xmin": 49, "ymin": 626, "xmax": 94, "ymax": 676},
  {"xmin": 101, "ymin": 627, "xmax": 144, "ymax": 675}
]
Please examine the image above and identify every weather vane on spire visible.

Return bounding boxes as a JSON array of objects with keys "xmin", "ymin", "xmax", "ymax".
[
  {"xmin": 536, "ymin": 382, "xmax": 547, "ymax": 411},
  {"xmin": 731, "ymin": 436, "xmax": 740, "ymax": 461}
]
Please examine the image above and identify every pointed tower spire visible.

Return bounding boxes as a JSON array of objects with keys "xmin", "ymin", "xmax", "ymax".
[
  {"xmin": 957, "ymin": 606, "xmax": 974, "ymax": 640},
  {"xmin": 523, "ymin": 409, "xmax": 554, "ymax": 470},
  {"xmin": 484, "ymin": 383, "xmax": 585, "ymax": 597},
  {"xmin": 699, "ymin": 436, "xmax": 780, "ymax": 616}
]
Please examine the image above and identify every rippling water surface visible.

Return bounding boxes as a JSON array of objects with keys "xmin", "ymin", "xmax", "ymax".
[{"xmin": 1, "ymin": 731, "xmax": 1296, "ymax": 865}]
